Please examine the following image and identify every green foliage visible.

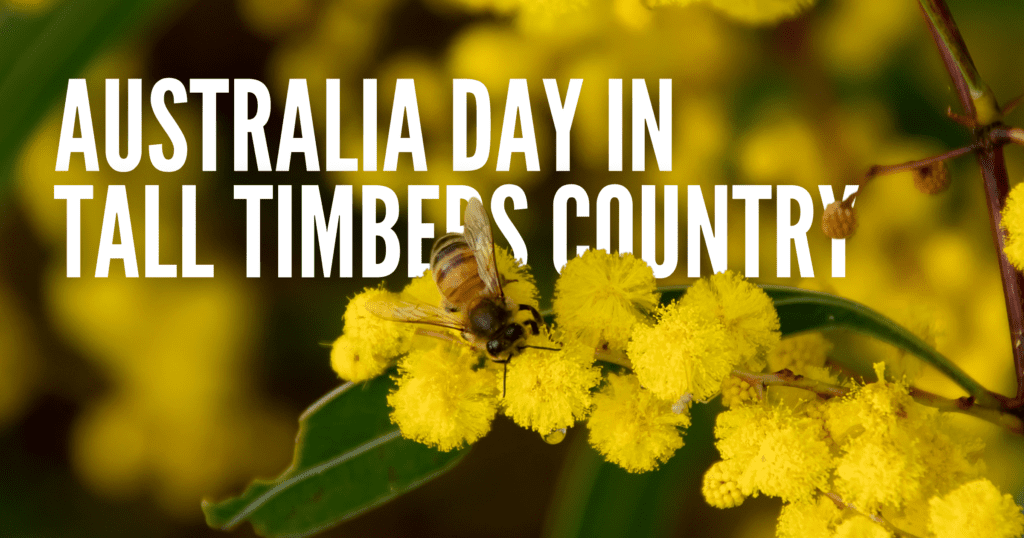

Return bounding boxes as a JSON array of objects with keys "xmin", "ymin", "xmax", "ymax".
[
  {"xmin": 0, "ymin": 0, "xmax": 170, "ymax": 190},
  {"xmin": 202, "ymin": 373, "xmax": 467, "ymax": 538}
]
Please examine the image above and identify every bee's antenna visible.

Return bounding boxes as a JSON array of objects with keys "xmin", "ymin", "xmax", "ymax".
[
  {"xmin": 524, "ymin": 345, "xmax": 561, "ymax": 351},
  {"xmin": 502, "ymin": 362, "xmax": 508, "ymax": 398}
]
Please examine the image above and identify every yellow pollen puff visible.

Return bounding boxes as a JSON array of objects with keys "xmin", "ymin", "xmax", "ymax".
[
  {"xmin": 494, "ymin": 246, "xmax": 541, "ymax": 310},
  {"xmin": 1000, "ymin": 182, "xmax": 1024, "ymax": 271},
  {"xmin": 586, "ymin": 373, "xmax": 690, "ymax": 473},
  {"xmin": 822, "ymin": 201, "xmax": 857, "ymax": 239},
  {"xmin": 388, "ymin": 343, "xmax": 500, "ymax": 452},
  {"xmin": 628, "ymin": 300, "xmax": 732, "ymax": 402},
  {"xmin": 767, "ymin": 332, "xmax": 832, "ymax": 374},
  {"xmin": 825, "ymin": 365, "xmax": 952, "ymax": 513},
  {"xmin": 553, "ymin": 249, "xmax": 660, "ymax": 351},
  {"xmin": 682, "ymin": 270, "xmax": 781, "ymax": 372},
  {"xmin": 402, "ymin": 270, "xmax": 443, "ymax": 306},
  {"xmin": 501, "ymin": 339, "xmax": 602, "ymax": 435},
  {"xmin": 702, "ymin": 460, "xmax": 747, "ymax": 508},
  {"xmin": 714, "ymin": 404, "xmax": 832, "ymax": 503},
  {"xmin": 330, "ymin": 287, "xmax": 411, "ymax": 382},
  {"xmin": 330, "ymin": 335, "xmax": 390, "ymax": 383},
  {"xmin": 776, "ymin": 496, "xmax": 843, "ymax": 538},
  {"xmin": 928, "ymin": 479, "xmax": 1024, "ymax": 538}
]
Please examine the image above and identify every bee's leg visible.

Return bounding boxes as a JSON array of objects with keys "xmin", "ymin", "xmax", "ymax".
[
  {"xmin": 492, "ymin": 357, "xmax": 512, "ymax": 398},
  {"xmin": 518, "ymin": 304, "xmax": 544, "ymax": 335}
]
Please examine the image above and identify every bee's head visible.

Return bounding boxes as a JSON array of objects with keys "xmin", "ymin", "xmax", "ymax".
[{"xmin": 486, "ymin": 323, "xmax": 526, "ymax": 361}]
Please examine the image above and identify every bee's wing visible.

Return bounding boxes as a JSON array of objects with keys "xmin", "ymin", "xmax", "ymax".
[
  {"xmin": 365, "ymin": 297, "xmax": 466, "ymax": 332},
  {"xmin": 463, "ymin": 197, "xmax": 504, "ymax": 299}
]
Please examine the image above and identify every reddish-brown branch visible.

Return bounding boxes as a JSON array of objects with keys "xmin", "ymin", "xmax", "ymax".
[
  {"xmin": 842, "ymin": 144, "xmax": 978, "ymax": 205},
  {"xmin": 917, "ymin": 0, "xmax": 1024, "ymax": 404},
  {"xmin": 976, "ymin": 144, "xmax": 1024, "ymax": 404}
]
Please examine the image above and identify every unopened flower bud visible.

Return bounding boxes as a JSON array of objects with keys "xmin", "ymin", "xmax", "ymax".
[
  {"xmin": 821, "ymin": 201, "xmax": 857, "ymax": 239},
  {"xmin": 913, "ymin": 160, "xmax": 950, "ymax": 194}
]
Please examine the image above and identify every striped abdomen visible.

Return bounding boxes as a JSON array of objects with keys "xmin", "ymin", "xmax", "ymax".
[{"xmin": 431, "ymin": 233, "xmax": 488, "ymax": 309}]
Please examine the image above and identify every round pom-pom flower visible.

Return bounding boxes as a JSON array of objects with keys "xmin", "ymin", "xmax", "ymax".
[
  {"xmin": 776, "ymin": 496, "xmax": 843, "ymax": 538},
  {"xmin": 501, "ymin": 339, "xmax": 602, "ymax": 436},
  {"xmin": 553, "ymin": 249, "xmax": 659, "ymax": 350},
  {"xmin": 388, "ymin": 343, "xmax": 500, "ymax": 452},
  {"xmin": 629, "ymin": 300, "xmax": 731, "ymax": 402},
  {"xmin": 494, "ymin": 246, "xmax": 540, "ymax": 310},
  {"xmin": 682, "ymin": 270, "xmax": 780, "ymax": 371},
  {"xmin": 330, "ymin": 286, "xmax": 411, "ymax": 382},
  {"xmin": 1000, "ymin": 182, "xmax": 1024, "ymax": 271},
  {"xmin": 586, "ymin": 373, "xmax": 690, "ymax": 473},
  {"xmin": 714, "ymin": 404, "xmax": 833, "ymax": 503},
  {"xmin": 928, "ymin": 479, "xmax": 1024, "ymax": 538}
]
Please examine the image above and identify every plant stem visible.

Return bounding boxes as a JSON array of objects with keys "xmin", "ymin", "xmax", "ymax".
[
  {"xmin": 917, "ymin": 0, "xmax": 1000, "ymax": 123},
  {"xmin": 730, "ymin": 369, "xmax": 1024, "ymax": 434},
  {"xmin": 975, "ymin": 144, "xmax": 1024, "ymax": 404},
  {"xmin": 917, "ymin": 0, "xmax": 1024, "ymax": 405},
  {"xmin": 908, "ymin": 387, "xmax": 1024, "ymax": 435},
  {"xmin": 991, "ymin": 125, "xmax": 1024, "ymax": 146},
  {"xmin": 844, "ymin": 145, "xmax": 978, "ymax": 204},
  {"xmin": 730, "ymin": 369, "xmax": 849, "ymax": 400}
]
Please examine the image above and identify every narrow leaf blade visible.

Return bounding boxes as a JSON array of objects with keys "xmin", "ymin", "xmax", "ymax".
[{"xmin": 202, "ymin": 375, "xmax": 467, "ymax": 538}]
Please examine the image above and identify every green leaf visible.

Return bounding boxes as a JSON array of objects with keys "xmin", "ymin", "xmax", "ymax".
[
  {"xmin": 0, "ymin": 0, "xmax": 172, "ymax": 191},
  {"xmin": 656, "ymin": 285, "xmax": 996, "ymax": 406},
  {"xmin": 202, "ymin": 374, "xmax": 468, "ymax": 538}
]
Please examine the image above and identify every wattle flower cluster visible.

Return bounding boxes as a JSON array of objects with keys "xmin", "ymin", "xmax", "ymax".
[
  {"xmin": 327, "ymin": 249, "xmax": 1024, "ymax": 537},
  {"xmin": 329, "ymin": 248, "xmax": 778, "ymax": 471},
  {"xmin": 706, "ymin": 363, "xmax": 1024, "ymax": 538}
]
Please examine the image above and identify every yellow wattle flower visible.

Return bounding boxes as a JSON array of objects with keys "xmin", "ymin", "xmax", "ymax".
[
  {"xmin": 776, "ymin": 496, "xmax": 843, "ymax": 538},
  {"xmin": 628, "ymin": 299, "xmax": 731, "ymax": 402},
  {"xmin": 501, "ymin": 339, "xmax": 602, "ymax": 435},
  {"xmin": 329, "ymin": 286, "xmax": 410, "ymax": 382},
  {"xmin": 586, "ymin": 373, "xmax": 690, "ymax": 473},
  {"xmin": 714, "ymin": 404, "xmax": 832, "ymax": 503},
  {"xmin": 553, "ymin": 249, "xmax": 659, "ymax": 351},
  {"xmin": 928, "ymin": 479, "xmax": 1024, "ymax": 538},
  {"xmin": 388, "ymin": 343, "xmax": 500, "ymax": 452},
  {"xmin": 682, "ymin": 270, "xmax": 780, "ymax": 372},
  {"xmin": 1001, "ymin": 181, "xmax": 1024, "ymax": 271}
]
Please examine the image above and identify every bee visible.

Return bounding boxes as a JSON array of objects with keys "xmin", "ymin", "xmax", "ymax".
[{"xmin": 366, "ymin": 198, "xmax": 552, "ymax": 393}]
